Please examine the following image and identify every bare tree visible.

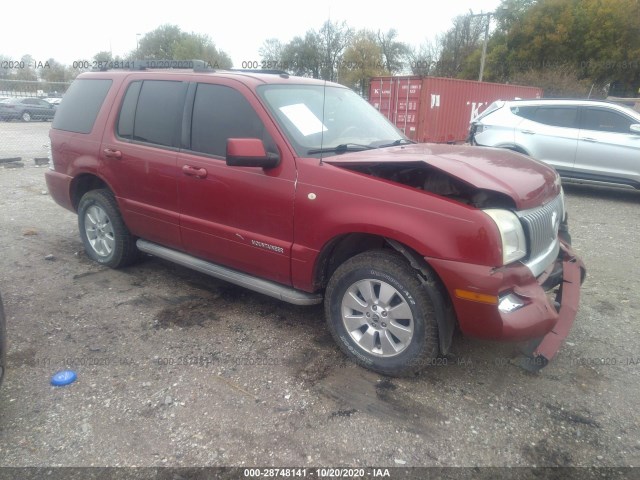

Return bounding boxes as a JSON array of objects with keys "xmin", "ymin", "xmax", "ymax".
[
  {"xmin": 376, "ymin": 29, "xmax": 410, "ymax": 74},
  {"xmin": 259, "ymin": 38, "xmax": 284, "ymax": 65},
  {"xmin": 407, "ymin": 39, "xmax": 443, "ymax": 76},
  {"xmin": 281, "ymin": 31, "xmax": 323, "ymax": 78},
  {"xmin": 435, "ymin": 14, "xmax": 485, "ymax": 77},
  {"xmin": 319, "ymin": 20, "xmax": 354, "ymax": 81}
]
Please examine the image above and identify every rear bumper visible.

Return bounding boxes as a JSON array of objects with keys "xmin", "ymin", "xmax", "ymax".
[
  {"xmin": 427, "ymin": 242, "xmax": 585, "ymax": 351},
  {"xmin": 45, "ymin": 169, "xmax": 75, "ymax": 212}
]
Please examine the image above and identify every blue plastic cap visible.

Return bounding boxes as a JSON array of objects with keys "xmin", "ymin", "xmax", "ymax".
[{"xmin": 51, "ymin": 370, "xmax": 77, "ymax": 386}]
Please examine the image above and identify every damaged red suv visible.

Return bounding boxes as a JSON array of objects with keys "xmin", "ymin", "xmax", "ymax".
[{"xmin": 46, "ymin": 61, "xmax": 585, "ymax": 376}]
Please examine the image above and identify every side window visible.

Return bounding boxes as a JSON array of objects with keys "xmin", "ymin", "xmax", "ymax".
[
  {"xmin": 533, "ymin": 107, "xmax": 578, "ymax": 128},
  {"xmin": 131, "ymin": 80, "xmax": 186, "ymax": 147},
  {"xmin": 581, "ymin": 108, "xmax": 634, "ymax": 134},
  {"xmin": 510, "ymin": 106, "xmax": 538, "ymax": 120},
  {"xmin": 190, "ymin": 83, "xmax": 274, "ymax": 157}
]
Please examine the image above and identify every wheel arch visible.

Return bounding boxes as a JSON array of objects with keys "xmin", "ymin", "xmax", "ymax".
[
  {"xmin": 70, "ymin": 173, "xmax": 112, "ymax": 211},
  {"xmin": 313, "ymin": 233, "xmax": 457, "ymax": 355},
  {"xmin": 77, "ymin": 188, "xmax": 141, "ymax": 268}
]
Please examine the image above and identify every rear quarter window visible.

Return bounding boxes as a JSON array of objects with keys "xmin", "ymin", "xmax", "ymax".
[{"xmin": 52, "ymin": 79, "xmax": 112, "ymax": 133}]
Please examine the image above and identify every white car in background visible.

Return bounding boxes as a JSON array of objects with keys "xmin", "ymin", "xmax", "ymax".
[
  {"xmin": 469, "ymin": 99, "xmax": 640, "ymax": 190},
  {"xmin": 45, "ymin": 97, "xmax": 62, "ymax": 107}
]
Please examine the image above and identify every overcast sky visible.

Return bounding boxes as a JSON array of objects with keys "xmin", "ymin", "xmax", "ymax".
[{"xmin": 2, "ymin": 0, "xmax": 502, "ymax": 67}]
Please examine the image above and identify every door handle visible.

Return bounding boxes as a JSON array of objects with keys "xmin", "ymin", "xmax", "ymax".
[
  {"xmin": 182, "ymin": 165, "xmax": 208, "ymax": 179},
  {"xmin": 103, "ymin": 148, "xmax": 122, "ymax": 159},
  {"xmin": 520, "ymin": 130, "xmax": 535, "ymax": 135},
  {"xmin": 582, "ymin": 137, "xmax": 597, "ymax": 143}
]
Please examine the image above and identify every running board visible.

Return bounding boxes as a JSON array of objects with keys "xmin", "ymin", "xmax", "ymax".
[{"xmin": 136, "ymin": 239, "xmax": 323, "ymax": 306}]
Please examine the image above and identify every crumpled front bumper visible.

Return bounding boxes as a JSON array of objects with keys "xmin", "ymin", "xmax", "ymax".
[
  {"xmin": 427, "ymin": 240, "xmax": 586, "ymax": 369},
  {"xmin": 516, "ymin": 242, "xmax": 586, "ymax": 371}
]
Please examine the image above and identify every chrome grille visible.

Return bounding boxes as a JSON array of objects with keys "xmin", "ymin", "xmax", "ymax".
[{"xmin": 517, "ymin": 193, "xmax": 564, "ymax": 277}]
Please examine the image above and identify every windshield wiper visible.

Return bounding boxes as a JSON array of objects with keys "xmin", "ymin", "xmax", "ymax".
[
  {"xmin": 378, "ymin": 138, "xmax": 416, "ymax": 148},
  {"xmin": 307, "ymin": 143, "xmax": 376, "ymax": 155}
]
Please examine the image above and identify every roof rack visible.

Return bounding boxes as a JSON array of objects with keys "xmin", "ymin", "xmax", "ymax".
[
  {"xmin": 230, "ymin": 69, "xmax": 290, "ymax": 77},
  {"xmin": 92, "ymin": 59, "xmax": 216, "ymax": 72},
  {"xmin": 90, "ymin": 61, "xmax": 293, "ymax": 78}
]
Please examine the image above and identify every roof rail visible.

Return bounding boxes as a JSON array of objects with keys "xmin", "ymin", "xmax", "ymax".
[
  {"xmin": 92, "ymin": 59, "xmax": 217, "ymax": 72},
  {"xmin": 231, "ymin": 69, "xmax": 290, "ymax": 78}
]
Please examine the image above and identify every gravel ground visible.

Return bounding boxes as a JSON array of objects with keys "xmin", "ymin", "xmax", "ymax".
[
  {"xmin": 0, "ymin": 122, "xmax": 50, "ymax": 161},
  {"xmin": 0, "ymin": 132, "xmax": 639, "ymax": 474}
]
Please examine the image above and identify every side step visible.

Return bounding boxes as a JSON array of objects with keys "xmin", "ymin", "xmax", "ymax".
[{"xmin": 136, "ymin": 239, "xmax": 323, "ymax": 306}]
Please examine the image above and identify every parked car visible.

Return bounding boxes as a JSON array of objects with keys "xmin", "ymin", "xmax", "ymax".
[
  {"xmin": 469, "ymin": 99, "xmax": 640, "ymax": 189},
  {"xmin": 0, "ymin": 292, "xmax": 6, "ymax": 386},
  {"xmin": 45, "ymin": 97, "xmax": 62, "ymax": 107},
  {"xmin": 46, "ymin": 63, "xmax": 585, "ymax": 376},
  {"xmin": 0, "ymin": 97, "xmax": 57, "ymax": 122}
]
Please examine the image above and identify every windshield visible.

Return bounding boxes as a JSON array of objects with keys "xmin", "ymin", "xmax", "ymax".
[{"xmin": 258, "ymin": 84, "xmax": 406, "ymax": 157}]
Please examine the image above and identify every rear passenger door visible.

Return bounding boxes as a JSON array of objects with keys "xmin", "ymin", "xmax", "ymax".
[
  {"xmin": 100, "ymin": 78, "xmax": 187, "ymax": 250},
  {"xmin": 575, "ymin": 106, "xmax": 640, "ymax": 184},
  {"xmin": 177, "ymin": 81, "xmax": 297, "ymax": 286},
  {"xmin": 513, "ymin": 105, "xmax": 579, "ymax": 174}
]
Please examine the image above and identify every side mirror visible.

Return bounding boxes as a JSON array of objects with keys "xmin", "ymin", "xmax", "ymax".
[
  {"xmin": 226, "ymin": 138, "xmax": 280, "ymax": 168},
  {"xmin": 630, "ymin": 124, "xmax": 640, "ymax": 134}
]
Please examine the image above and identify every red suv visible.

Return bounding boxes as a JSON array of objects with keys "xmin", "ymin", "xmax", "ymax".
[{"xmin": 46, "ymin": 62, "xmax": 585, "ymax": 376}]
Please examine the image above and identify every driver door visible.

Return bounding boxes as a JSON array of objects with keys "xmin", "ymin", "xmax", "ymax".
[{"xmin": 177, "ymin": 81, "xmax": 297, "ymax": 285}]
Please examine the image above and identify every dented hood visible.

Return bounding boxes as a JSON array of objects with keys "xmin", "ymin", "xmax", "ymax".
[{"xmin": 322, "ymin": 143, "xmax": 561, "ymax": 210}]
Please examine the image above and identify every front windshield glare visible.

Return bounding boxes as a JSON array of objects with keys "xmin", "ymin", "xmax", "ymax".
[{"xmin": 258, "ymin": 84, "xmax": 405, "ymax": 156}]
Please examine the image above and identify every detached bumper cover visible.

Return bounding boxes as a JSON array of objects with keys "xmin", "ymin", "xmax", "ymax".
[
  {"xmin": 519, "ymin": 243, "xmax": 585, "ymax": 370},
  {"xmin": 427, "ymin": 241, "xmax": 585, "ymax": 367}
]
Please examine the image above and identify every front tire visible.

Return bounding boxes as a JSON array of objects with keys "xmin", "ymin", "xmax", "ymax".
[
  {"xmin": 21, "ymin": 112, "xmax": 32, "ymax": 122},
  {"xmin": 78, "ymin": 189, "xmax": 139, "ymax": 268},
  {"xmin": 325, "ymin": 250, "xmax": 440, "ymax": 376}
]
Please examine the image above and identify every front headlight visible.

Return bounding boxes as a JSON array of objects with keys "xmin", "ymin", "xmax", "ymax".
[{"xmin": 484, "ymin": 209, "xmax": 527, "ymax": 265}]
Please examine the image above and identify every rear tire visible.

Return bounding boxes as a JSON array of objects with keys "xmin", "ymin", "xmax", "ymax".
[
  {"xmin": 324, "ymin": 250, "xmax": 440, "ymax": 376},
  {"xmin": 78, "ymin": 189, "xmax": 139, "ymax": 268},
  {"xmin": 21, "ymin": 112, "xmax": 31, "ymax": 122}
]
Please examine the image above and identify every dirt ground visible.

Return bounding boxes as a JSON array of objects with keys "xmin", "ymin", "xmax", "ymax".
[{"xmin": 0, "ymin": 127, "xmax": 639, "ymax": 474}]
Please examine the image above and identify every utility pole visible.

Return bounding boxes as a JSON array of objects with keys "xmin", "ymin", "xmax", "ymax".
[{"xmin": 469, "ymin": 10, "xmax": 493, "ymax": 82}]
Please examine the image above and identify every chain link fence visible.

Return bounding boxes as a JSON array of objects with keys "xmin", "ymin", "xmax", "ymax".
[{"xmin": 0, "ymin": 80, "xmax": 71, "ymax": 167}]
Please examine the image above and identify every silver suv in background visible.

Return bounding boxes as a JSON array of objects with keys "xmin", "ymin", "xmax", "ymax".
[{"xmin": 469, "ymin": 99, "xmax": 640, "ymax": 190}]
